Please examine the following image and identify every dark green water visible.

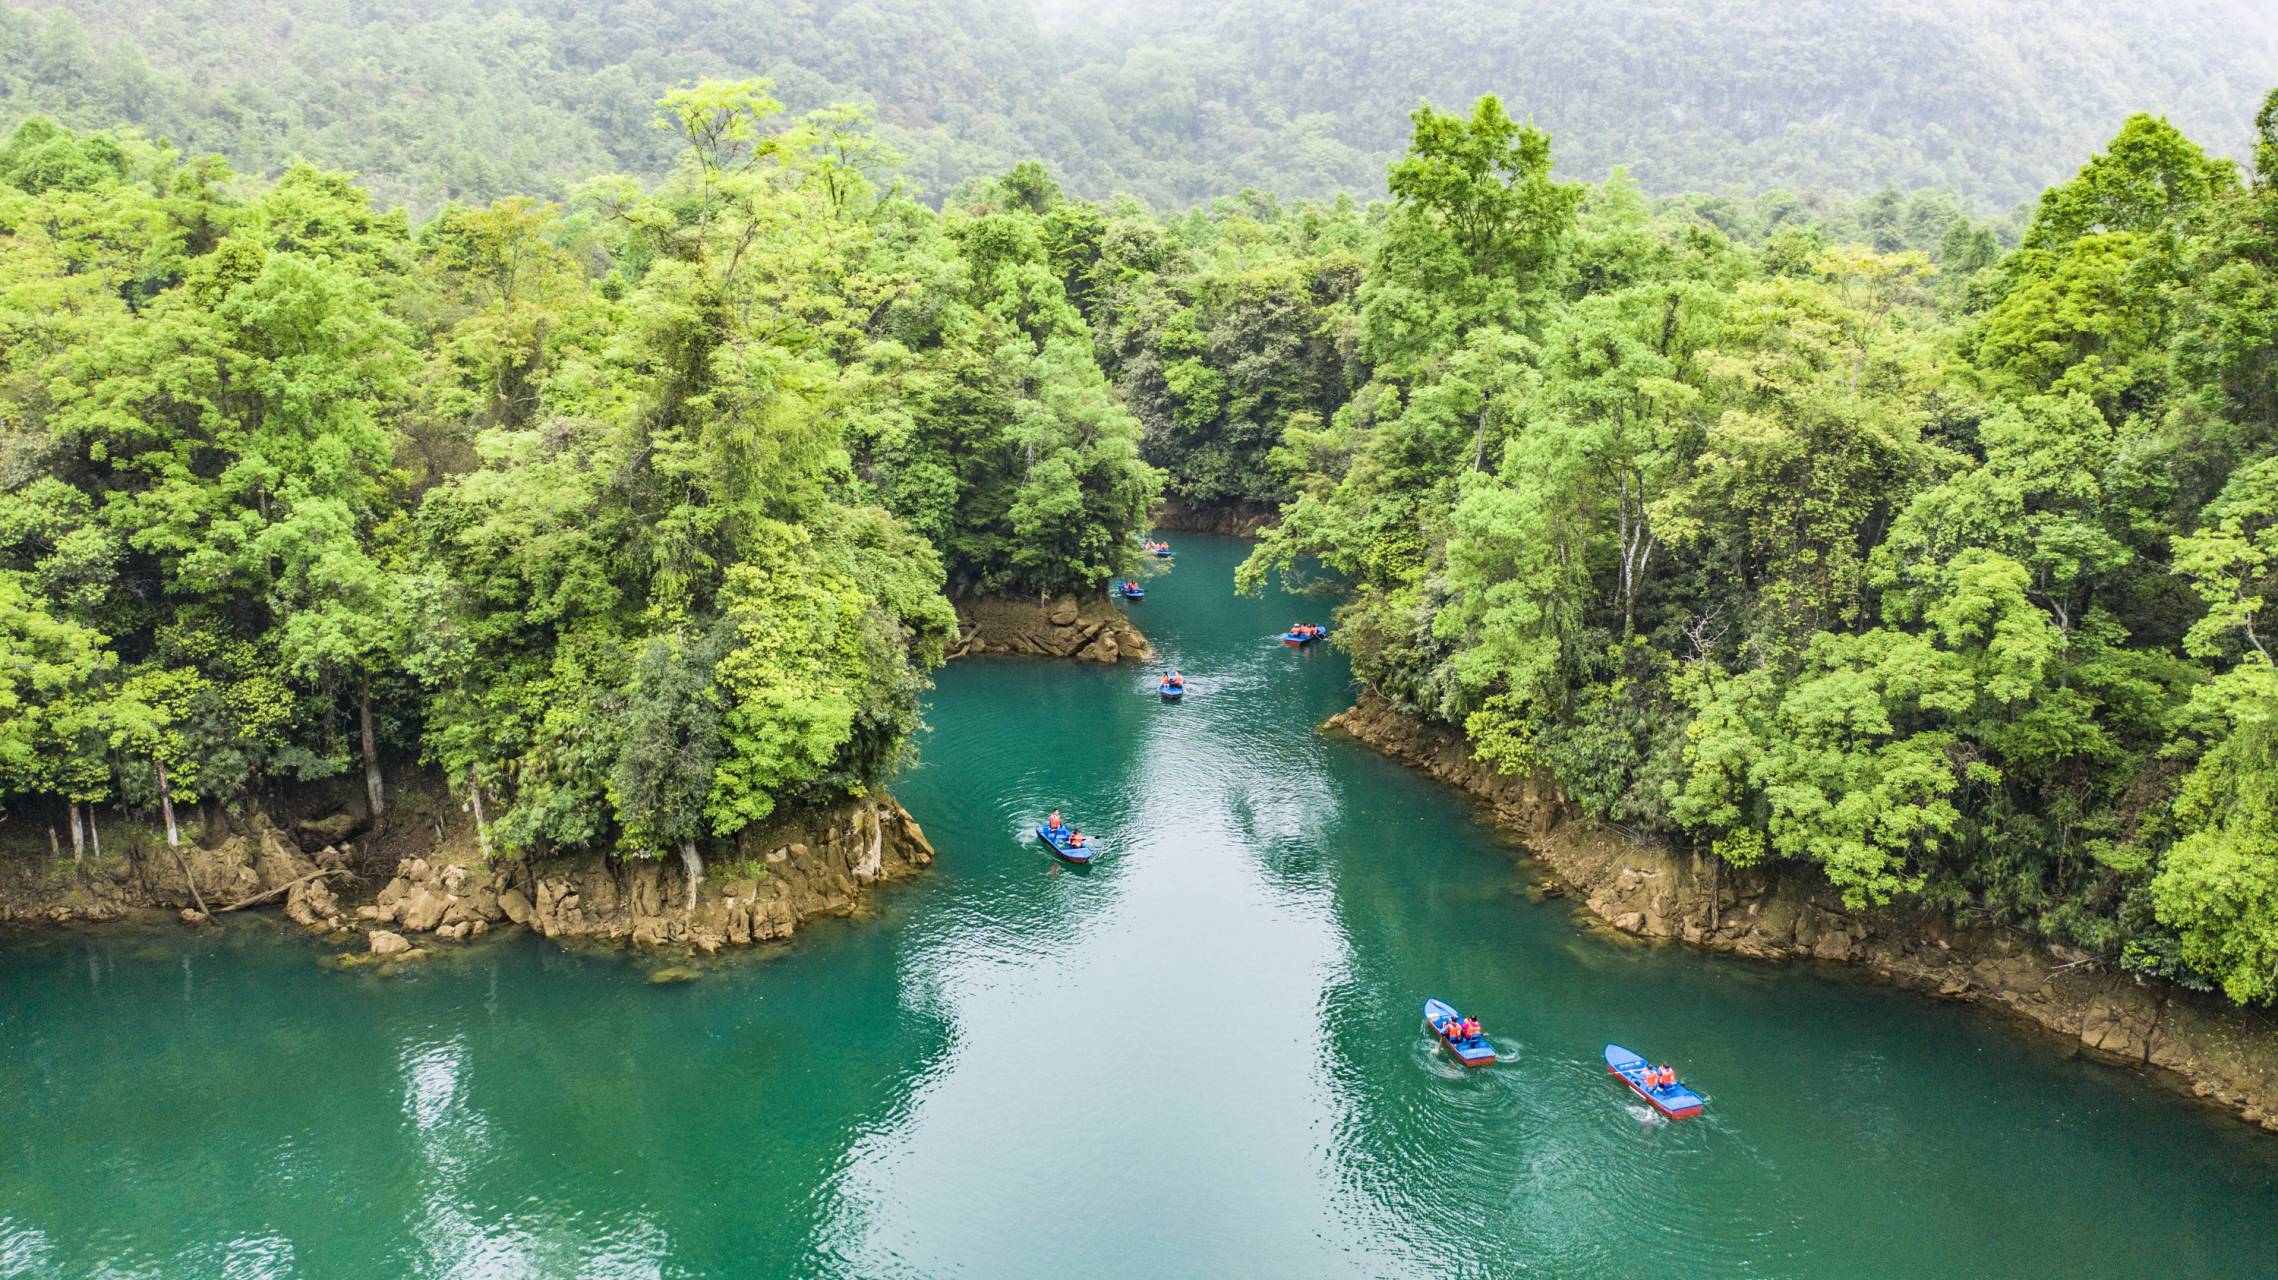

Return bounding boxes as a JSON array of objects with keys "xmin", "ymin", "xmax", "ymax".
[{"xmin": 6, "ymin": 535, "xmax": 2277, "ymax": 1278}]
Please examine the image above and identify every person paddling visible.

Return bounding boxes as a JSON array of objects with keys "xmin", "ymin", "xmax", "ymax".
[{"xmin": 1069, "ymin": 829, "xmax": 1087, "ymax": 848}]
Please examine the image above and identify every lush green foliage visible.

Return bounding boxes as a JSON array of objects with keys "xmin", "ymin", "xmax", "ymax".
[
  {"xmin": 1217, "ymin": 90, "xmax": 2278, "ymax": 1005},
  {"xmin": 2, "ymin": 0, "xmax": 2274, "ymax": 213},
  {"xmin": 0, "ymin": 90, "xmax": 1153, "ymax": 874}
]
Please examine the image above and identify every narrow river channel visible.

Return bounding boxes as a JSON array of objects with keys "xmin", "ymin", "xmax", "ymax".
[{"xmin": 4, "ymin": 534, "xmax": 2276, "ymax": 1278}]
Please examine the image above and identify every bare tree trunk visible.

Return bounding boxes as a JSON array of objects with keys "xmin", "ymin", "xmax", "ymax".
[
  {"xmin": 678, "ymin": 839, "xmax": 703, "ymax": 914},
  {"xmin": 359, "ymin": 688, "xmax": 386, "ymax": 824},
  {"xmin": 468, "ymin": 765, "xmax": 491, "ymax": 859},
  {"xmin": 68, "ymin": 801, "xmax": 84, "ymax": 863},
  {"xmin": 48, "ymin": 824, "xmax": 61, "ymax": 860},
  {"xmin": 154, "ymin": 760, "xmax": 181, "ymax": 848},
  {"xmin": 90, "ymin": 814, "xmax": 101, "ymax": 860}
]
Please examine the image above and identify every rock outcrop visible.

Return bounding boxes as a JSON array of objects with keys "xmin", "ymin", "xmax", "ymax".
[
  {"xmin": 351, "ymin": 794, "xmax": 934, "ymax": 954},
  {"xmin": 0, "ymin": 813, "xmax": 348, "ymax": 928},
  {"xmin": 1152, "ymin": 495, "xmax": 1278, "ymax": 538},
  {"xmin": 1324, "ymin": 691, "xmax": 2278, "ymax": 1134},
  {"xmin": 947, "ymin": 594, "xmax": 1151, "ymax": 663}
]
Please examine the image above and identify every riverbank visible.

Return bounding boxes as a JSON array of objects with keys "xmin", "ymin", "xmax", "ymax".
[
  {"xmin": 0, "ymin": 777, "xmax": 936, "ymax": 960},
  {"xmin": 948, "ymin": 593, "xmax": 1151, "ymax": 662},
  {"xmin": 1152, "ymin": 495, "xmax": 1278, "ymax": 537},
  {"xmin": 1323, "ymin": 691, "xmax": 2278, "ymax": 1133}
]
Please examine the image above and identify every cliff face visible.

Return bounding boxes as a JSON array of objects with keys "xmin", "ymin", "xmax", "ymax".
[
  {"xmin": 948, "ymin": 593, "xmax": 1151, "ymax": 662},
  {"xmin": 1151, "ymin": 496, "xmax": 1278, "ymax": 538},
  {"xmin": 1324, "ymin": 692, "xmax": 2278, "ymax": 1134}
]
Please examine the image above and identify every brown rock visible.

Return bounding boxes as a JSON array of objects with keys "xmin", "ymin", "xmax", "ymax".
[
  {"xmin": 398, "ymin": 887, "xmax": 448, "ymax": 932},
  {"xmin": 1048, "ymin": 595, "xmax": 1080, "ymax": 626},
  {"xmin": 496, "ymin": 888, "xmax": 532, "ymax": 925},
  {"xmin": 368, "ymin": 930, "xmax": 411, "ymax": 955}
]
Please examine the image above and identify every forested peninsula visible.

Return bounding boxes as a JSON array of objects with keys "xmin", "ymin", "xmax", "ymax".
[{"xmin": 8, "ymin": 71, "xmax": 2278, "ymax": 1118}]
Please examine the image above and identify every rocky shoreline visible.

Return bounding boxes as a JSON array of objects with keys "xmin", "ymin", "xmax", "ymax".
[
  {"xmin": 947, "ymin": 593, "xmax": 1151, "ymax": 662},
  {"xmin": 0, "ymin": 785, "xmax": 936, "ymax": 965},
  {"xmin": 1323, "ymin": 692, "xmax": 2278, "ymax": 1133},
  {"xmin": 1151, "ymin": 495, "xmax": 1278, "ymax": 537}
]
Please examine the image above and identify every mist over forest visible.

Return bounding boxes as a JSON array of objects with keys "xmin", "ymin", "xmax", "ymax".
[{"xmin": 2, "ymin": 0, "xmax": 2274, "ymax": 214}]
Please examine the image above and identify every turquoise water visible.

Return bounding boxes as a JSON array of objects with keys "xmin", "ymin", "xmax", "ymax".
[{"xmin": 5, "ymin": 534, "xmax": 2276, "ymax": 1278}]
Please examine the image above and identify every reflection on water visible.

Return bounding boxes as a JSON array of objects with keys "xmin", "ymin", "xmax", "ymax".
[{"xmin": 4, "ymin": 536, "xmax": 2277, "ymax": 1277}]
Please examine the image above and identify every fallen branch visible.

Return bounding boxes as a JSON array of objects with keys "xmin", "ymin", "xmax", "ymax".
[
  {"xmin": 216, "ymin": 868, "xmax": 350, "ymax": 913},
  {"xmin": 171, "ymin": 847, "xmax": 210, "ymax": 919}
]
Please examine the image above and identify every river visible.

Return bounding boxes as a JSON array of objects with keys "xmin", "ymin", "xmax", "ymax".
[{"xmin": 4, "ymin": 534, "xmax": 2276, "ymax": 1278}]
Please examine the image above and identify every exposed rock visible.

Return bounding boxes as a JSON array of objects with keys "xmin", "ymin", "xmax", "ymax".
[
  {"xmin": 948, "ymin": 595, "xmax": 1150, "ymax": 663},
  {"xmin": 351, "ymin": 794, "xmax": 934, "ymax": 957},
  {"xmin": 292, "ymin": 812, "xmax": 366, "ymax": 852},
  {"xmin": 1152, "ymin": 495, "xmax": 1279, "ymax": 537},
  {"xmin": 397, "ymin": 887, "xmax": 449, "ymax": 932},
  {"xmin": 368, "ymin": 930, "xmax": 411, "ymax": 955},
  {"xmin": 285, "ymin": 874, "xmax": 343, "ymax": 930},
  {"xmin": 648, "ymin": 966, "xmax": 701, "ymax": 984}
]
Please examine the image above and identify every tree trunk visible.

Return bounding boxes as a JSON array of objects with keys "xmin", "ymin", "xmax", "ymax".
[
  {"xmin": 68, "ymin": 801, "xmax": 84, "ymax": 863},
  {"xmin": 48, "ymin": 824, "xmax": 61, "ymax": 860},
  {"xmin": 678, "ymin": 839, "xmax": 703, "ymax": 914},
  {"xmin": 359, "ymin": 688, "xmax": 386, "ymax": 824},
  {"xmin": 90, "ymin": 814, "xmax": 101, "ymax": 859},
  {"xmin": 154, "ymin": 760, "xmax": 181, "ymax": 848},
  {"xmin": 468, "ymin": 765, "xmax": 490, "ymax": 859}
]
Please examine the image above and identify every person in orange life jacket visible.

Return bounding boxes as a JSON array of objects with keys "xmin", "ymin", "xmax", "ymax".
[
  {"xmin": 1461, "ymin": 1018, "xmax": 1480, "ymax": 1041},
  {"xmin": 1047, "ymin": 810, "xmax": 1063, "ymax": 833},
  {"xmin": 1069, "ymin": 829, "xmax": 1086, "ymax": 848}
]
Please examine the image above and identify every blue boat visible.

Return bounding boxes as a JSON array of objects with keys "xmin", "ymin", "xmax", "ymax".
[
  {"xmin": 1117, "ymin": 583, "xmax": 1146, "ymax": 599},
  {"xmin": 1283, "ymin": 626, "xmax": 1327, "ymax": 647},
  {"xmin": 1605, "ymin": 1044, "xmax": 1704, "ymax": 1118},
  {"xmin": 1154, "ymin": 547, "xmax": 1175, "ymax": 558},
  {"xmin": 1423, "ymin": 998, "xmax": 1497, "ymax": 1067},
  {"xmin": 1035, "ymin": 824, "xmax": 1095, "ymax": 864},
  {"xmin": 1158, "ymin": 677, "xmax": 1185, "ymax": 701}
]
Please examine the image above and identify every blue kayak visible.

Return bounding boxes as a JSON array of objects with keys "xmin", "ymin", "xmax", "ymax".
[
  {"xmin": 1423, "ymin": 997, "xmax": 1497, "ymax": 1067},
  {"xmin": 1605, "ymin": 1044, "xmax": 1704, "ymax": 1118},
  {"xmin": 1117, "ymin": 584, "xmax": 1145, "ymax": 599},
  {"xmin": 1283, "ymin": 627, "xmax": 1327, "ymax": 647},
  {"xmin": 1035, "ymin": 824, "xmax": 1094, "ymax": 864},
  {"xmin": 1158, "ymin": 680, "xmax": 1185, "ymax": 700}
]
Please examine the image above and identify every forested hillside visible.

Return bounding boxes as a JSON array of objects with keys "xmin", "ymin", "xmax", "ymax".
[
  {"xmin": 0, "ymin": 89, "xmax": 1156, "ymax": 897},
  {"xmin": 2, "ymin": 0, "xmax": 2273, "ymax": 214},
  {"xmin": 1176, "ymin": 92, "xmax": 2278, "ymax": 1007}
]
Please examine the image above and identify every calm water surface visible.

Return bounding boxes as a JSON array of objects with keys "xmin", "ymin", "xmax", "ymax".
[{"xmin": 5, "ymin": 535, "xmax": 2277, "ymax": 1278}]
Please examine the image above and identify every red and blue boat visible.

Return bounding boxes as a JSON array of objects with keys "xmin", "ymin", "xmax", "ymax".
[
  {"xmin": 1116, "ymin": 582, "xmax": 1146, "ymax": 599},
  {"xmin": 1035, "ymin": 824, "xmax": 1095, "ymax": 865},
  {"xmin": 1605, "ymin": 1044, "xmax": 1704, "ymax": 1118},
  {"xmin": 1283, "ymin": 625, "xmax": 1327, "ymax": 647},
  {"xmin": 1423, "ymin": 998, "xmax": 1497, "ymax": 1067}
]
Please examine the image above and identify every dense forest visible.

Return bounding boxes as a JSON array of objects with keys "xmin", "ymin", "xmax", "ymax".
[
  {"xmin": 1, "ymin": 0, "xmax": 2274, "ymax": 214},
  {"xmin": 8, "ymin": 64, "xmax": 2278, "ymax": 1010},
  {"xmin": 0, "ymin": 86, "xmax": 1157, "ymax": 900}
]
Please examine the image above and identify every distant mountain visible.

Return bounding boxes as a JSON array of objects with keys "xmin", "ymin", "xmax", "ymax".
[{"xmin": 2, "ymin": 0, "xmax": 2272, "ymax": 212}]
